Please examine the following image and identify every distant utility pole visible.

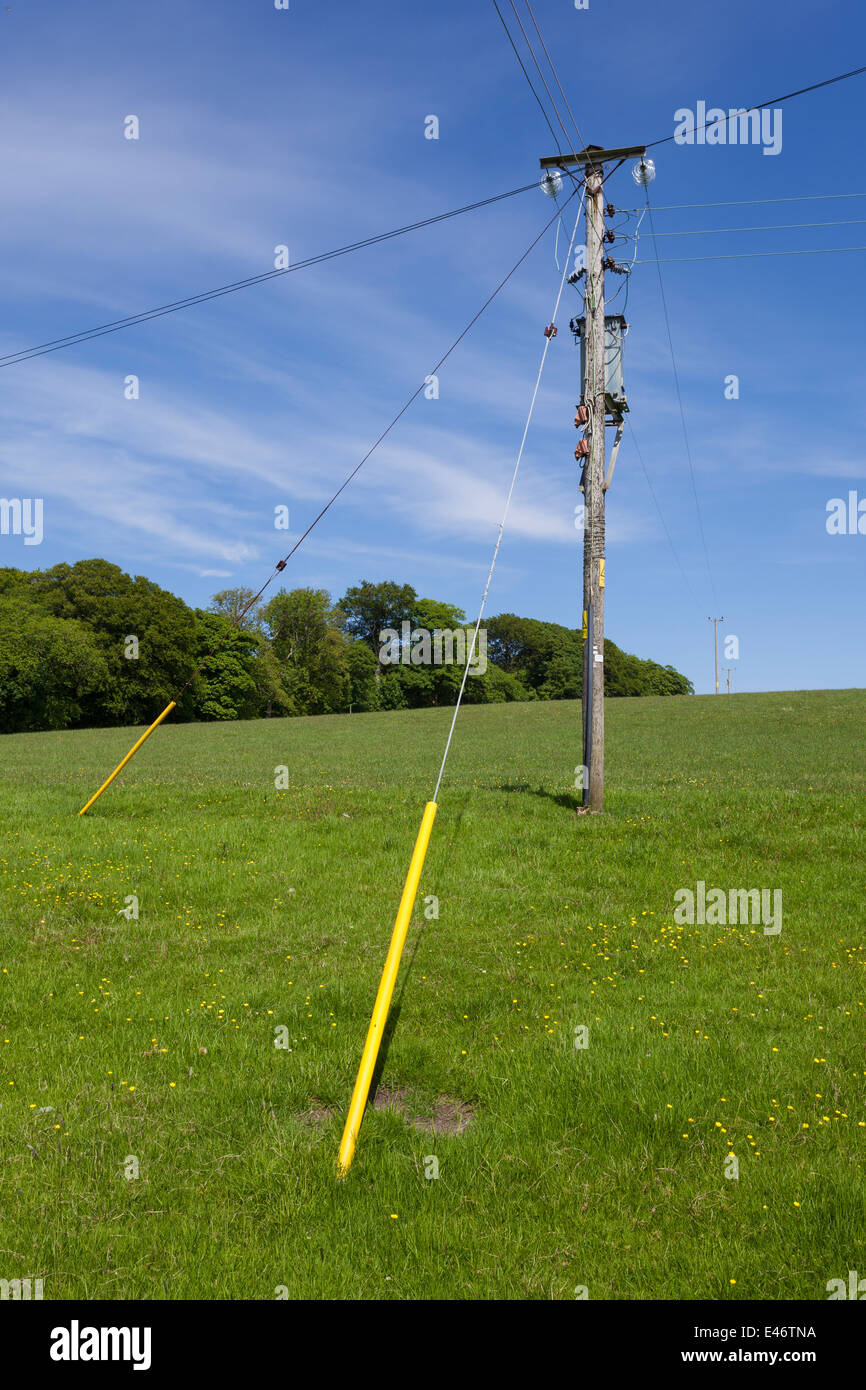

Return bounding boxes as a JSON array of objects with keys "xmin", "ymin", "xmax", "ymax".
[
  {"xmin": 725, "ymin": 667, "xmax": 734, "ymax": 695},
  {"xmin": 708, "ymin": 616, "xmax": 725, "ymax": 694},
  {"xmin": 540, "ymin": 144, "xmax": 645, "ymax": 812}
]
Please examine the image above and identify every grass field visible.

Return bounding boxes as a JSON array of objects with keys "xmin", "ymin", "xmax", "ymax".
[{"xmin": 0, "ymin": 689, "xmax": 863, "ymax": 1300}]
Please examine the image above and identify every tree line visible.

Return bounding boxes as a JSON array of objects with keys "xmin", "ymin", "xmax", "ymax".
[{"xmin": 0, "ymin": 560, "xmax": 692, "ymax": 733}]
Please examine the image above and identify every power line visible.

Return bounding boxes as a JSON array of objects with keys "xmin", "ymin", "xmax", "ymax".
[
  {"xmin": 490, "ymin": 0, "xmax": 564, "ymax": 155},
  {"xmin": 522, "ymin": 0, "xmax": 588, "ymax": 154},
  {"xmin": 489, "ymin": 0, "xmax": 584, "ymax": 204},
  {"xmin": 626, "ymin": 192, "xmax": 866, "ymax": 212},
  {"xmin": 642, "ymin": 187, "xmax": 718, "ymax": 608},
  {"xmin": 635, "ymin": 244, "xmax": 866, "ymax": 264},
  {"xmin": 636, "ymin": 216, "xmax": 866, "ymax": 238},
  {"xmin": 78, "ymin": 188, "xmax": 582, "ymax": 814},
  {"xmin": 506, "ymin": 0, "xmax": 575, "ymax": 153},
  {"xmin": 172, "ymin": 187, "xmax": 581, "ymax": 701},
  {"xmin": 645, "ymin": 61, "xmax": 866, "ymax": 149},
  {"xmin": 0, "ymin": 181, "xmax": 540, "ymax": 369}
]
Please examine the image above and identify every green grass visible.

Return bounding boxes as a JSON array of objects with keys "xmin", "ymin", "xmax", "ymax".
[{"xmin": 0, "ymin": 689, "xmax": 863, "ymax": 1300}]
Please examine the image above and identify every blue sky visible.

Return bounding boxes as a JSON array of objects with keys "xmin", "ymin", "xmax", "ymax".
[{"xmin": 0, "ymin": 0, "xmax": 863, "ymax": 694}]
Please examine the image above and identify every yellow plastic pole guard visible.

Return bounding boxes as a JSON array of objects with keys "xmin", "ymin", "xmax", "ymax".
[
  {"xmin": 78, "ymin": 701, "xmax": 177, "ymax": 816},
  {"xmin": 337, "ymin": 799, "xmax": 438, "ymax": 1176}
]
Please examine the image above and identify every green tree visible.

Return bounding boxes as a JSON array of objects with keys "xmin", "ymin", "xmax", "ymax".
[
  {"xmin": 263, "ymin": 588, "xmax": 349, "ymax": 714},
  {"xmin": 31, "ymin": 559, "xmax": 196, "ymax": 724},
  {"xmin": 539, "ymin": 647, "xmax": 582, "ymax": 700},
  {"xmin": 468, "ymin": 663, "xmax": 530, "ymax": 704},
  {"xmin": 487, "ymin": 614, "xmax": 581, "ymax": 695},
  {"xmin": 191, "ymin": 611, "xmax": 259, "ymax": 720},
  {"xmin": 339, "ymin": 580, "xmax": 417, "ymax": 652},
  {"xmin": 0, "ymin": 563, "xmax": 693, "ymax": 734},
  {"xmin": 345, "ymin": 641, "xmax": 380, "ymax": 712},
  {"xmin": 0, "ymin": 597, "xmax": 109, "ymax": 732},
  {"xmin": 209, "ymin": 587, "xmax": 265, "ymax": 631},
  {"xmin": 412, "ymin": 596, "xmax": 467, "ymax": 631},
  {"xmin": 250, "ymin": 632, "xmax": 293, "ymax": 717}
]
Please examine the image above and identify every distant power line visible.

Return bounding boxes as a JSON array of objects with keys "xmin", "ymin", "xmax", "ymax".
[
  {"xmin": 0, "ymin": 180, "xmax": 540, "ymax": 369},
  {"xmin": 635, "ymin": 244, "xmax": 866, "ymax": 265},
  {"xmin": 145, "ymin": 194, "xmax": 584, "ymax": 721},
  {"xmin": 626, "ymin": 192, "xmax": 866, "ymax": 212},
  {"xmin": 504, "ymin": 0, "xmax": 575, "ymax": 153},
  {"xmin": 488, "ymin": 0, "xmax": 586, "ymax": 193},
  {"xmin": 522, "ymin": 0, "xmax": 587, "ymax": 155},
  {"xmin": 636, "ymin": 216, "xmax": 866, "ymax": 238},
  {"xmin": 489, "ymin": 0, "xmax": 565, "ymax": 156},
  {"xmin": 644, "ymin": 62, "xmax": 866, "ymax": 149}
]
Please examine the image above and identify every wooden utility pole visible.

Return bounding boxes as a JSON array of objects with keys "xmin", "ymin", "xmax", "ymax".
[
  {"xmin": 725, "ymin": 667, "xmax": 733, "ymax": 695},
  {"xmin": 539, "ymin": 144, "xmax": 645, "ymax": 812},
  {"xmin": 583, "ymin": 156, "xmax": 607, "ymax": 811},
  {"xmin": 709, "ymin": 616, "xmax": 725, "ymax": 694}
]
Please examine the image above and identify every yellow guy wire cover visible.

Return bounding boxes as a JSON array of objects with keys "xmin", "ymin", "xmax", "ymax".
[
  {"xmin": 337, "ymin": 800, "xmax": 438, "ymax": 1176},
  {"xmin": 78, "ymin": 701, "xmax": 177, "ymax": 816}
]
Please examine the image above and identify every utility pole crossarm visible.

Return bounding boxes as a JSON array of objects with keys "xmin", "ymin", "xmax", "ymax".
[{"xmin": 539, "ymin": 145, "xmax": 646, "ymax": 170}]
